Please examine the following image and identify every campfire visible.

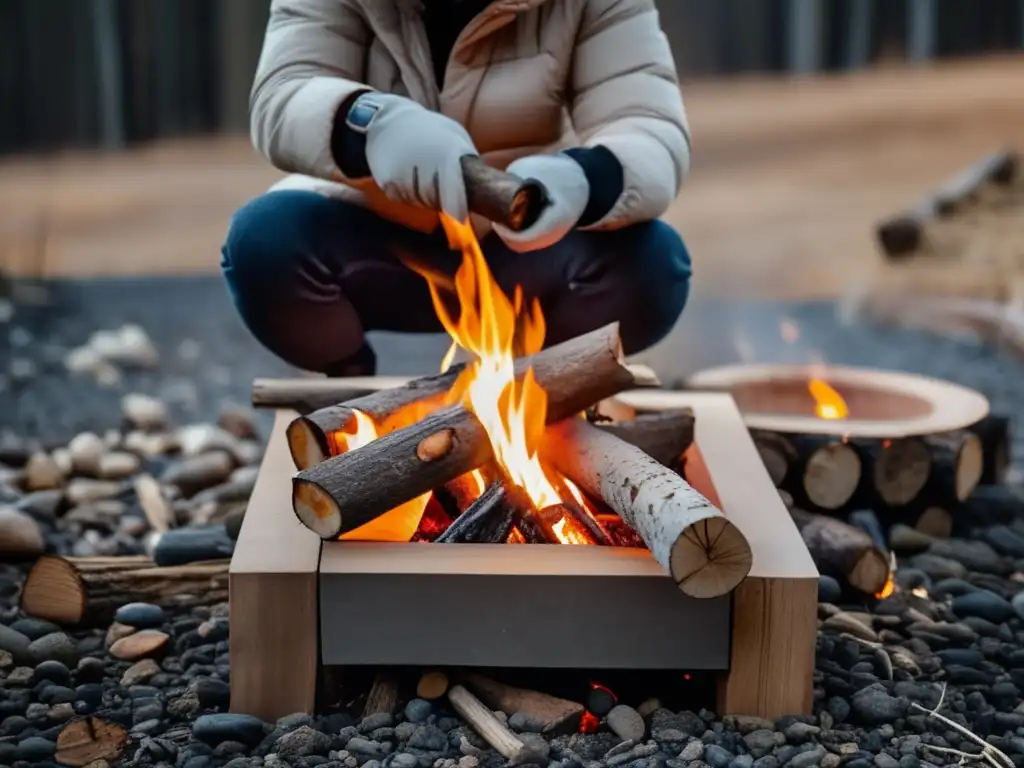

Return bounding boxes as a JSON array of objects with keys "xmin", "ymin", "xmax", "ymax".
[{"xmin": 284, "ymin": 214, "xmax": 752, "ymax": 599}]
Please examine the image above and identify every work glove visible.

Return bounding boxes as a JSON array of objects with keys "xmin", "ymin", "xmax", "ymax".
[
  {"xmin": 493, "ymin": 153, "xmax": 590, "ymax": 253},
  {"xmin": 364, "ymin": 94, "xmax": 479, "ymax": 222}
]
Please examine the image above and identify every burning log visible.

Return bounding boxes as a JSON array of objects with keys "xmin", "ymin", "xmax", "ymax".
[
  {"xmin": 789, "ymin": 508, "xmax": 890, "ymax": 596},
  {"xmin": 286, "ymin": 323, "xmax": 656, "ymax": 470},
  {"xmin": 20, "ymin": 555, "xmax": 229, "ymax": 626},
  {"xmin": 595, "ymin": 514, "xmax": 646, "ymax": 548},
  {"xmin": 968, "ymin": 415, "xmax": 1010, "ymax": 486},
  {"xmin": 436, "ymin": 482, "xmax": 518, "ymax": 544},
  {"xmin": 461, "ymin": 672, "xmax": 585, "ymax": 734},
  {"xmin": 542, "ymin": 418, "xmax": 753, "ymax": 599},
  {"xmin": 876, "ymin": 149, "xmax": 1020, "ymax": 259},
  {"xmin": 448, "ymin": 684, "xmax": 528, "ymax": 762},
  {"xmin": 537, "ymin": 502, "xmax": 613, "ymax": 546},
  {"xmin": 292, "ymin": 324, "xmax": 654, "ymax": 540},
  {"xmin": 593, "ymin": 409, "xmax": 694, "ymax": 467}
]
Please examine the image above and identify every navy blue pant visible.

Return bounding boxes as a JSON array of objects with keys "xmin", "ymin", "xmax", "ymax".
[{"xmin": 221, "ymin": 191, "xmax": 692, "ymax": 374}]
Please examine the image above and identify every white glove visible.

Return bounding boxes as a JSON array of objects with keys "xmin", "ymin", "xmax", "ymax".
[
  {"xmin": 363, "ymin": 94, "xmax": 478, "ymax": 222},
  {"xmin": 493, "ymin": 153, "xmax": 590, "ymax": 253}
]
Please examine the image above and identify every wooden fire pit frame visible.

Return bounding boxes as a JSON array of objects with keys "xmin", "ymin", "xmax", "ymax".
[{"xmin": 229, "ymin": 390, "xmax": 818, "ymax": 722}]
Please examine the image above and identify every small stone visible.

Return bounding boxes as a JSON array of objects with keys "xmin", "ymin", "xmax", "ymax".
[
  {"xmin": 109, "ymin": 629, "xmax": 169, "ymax": 660},
  {"xmin": 28, "ymin": 632, "xmax": 80, "ymax": 667},
  {"xmin": 24, "ymin": 451, "xmax": 64, "ymax": 491},
  {"xmin": 34, "ymin": 659, "xmax": 71, "ymax": 685},
  {"xmin": 217, "ymin": 404, "xmax": 261, "ymax": 440},
  {"xmin": 122, "ymin": 393, "xmax": 169, "ymax": 431},
  {"xmin": 636, "ymin": 697, "xmax": 660, "ymax": 718},
  {"xmin": 276, "ymin": 725, "xmax": 332, "ymax": 757},
  {"xmin": 404, "ymin": 698, "xmax": 433, "ymax": 724},
  {"xmin": 817, "ymin": 575, "xmax": 841, "ymax": 603},
  {"xmin": 193, "ymin": 677, "xmax": 230, "ymax": 709},
  {"xmin": 391, "ymin": 754, "xmax": 419, "ymax": 768},
  {"xmin": 0, "ymin": 506, "xmax": 45, "ymax": 557},
  {"xmin": 742, "ymin": 730, "xmax": 777, "ymax": 759},
  {"xmin": 15, "ymin": 736, "xmax": 56, "ymax": 762},
  {"xmin": 952, "ymin": 590, "xmax": 1015, "ymax": 623},
  {"xmin": 888, "ymin": 525, "xmax": 934, "ymax": 553},
  {"xmin": 346, "ymin": 737, "xmax": 383, "ymax": 758},
  {"xmin": 606, "ymin": 704, "xmax": 645, "ymax": 742},
  {"xmin": 115, "ymin": 603, "xmax": 166, "ymax": 629},
  {"xmin": 704, "ymin": 744, "xmax": 734, "ymax": 768},
  {"xmin": 782, "ymin": 722, "xmax": 820, "ymax": 743},
  {"xmin": 68, "ymin": 433, "xmax": 106, "ymax": 475},
  {"xmin": 98, "ymin": 451, "xmax": 141, "ymax": 480},
  {"xmin": 121, "ymin": 658, "xmax": 161, "ymax": 686},
  {"xmin": 789, "ymin": 746, "xmax": 826, "ymax": 768},
  {"xmin": 105, "ymin": 622, "xmax": 136, "ymax": 649},
  {"xmin": 193, "ymin": 713, "xmax": 267, "ymax": 745},
  {"xmin": 66, "ymin": 479, "xmax": 121, "ymax": 505},
  {"xmin": 680, "ymin": 741, "xmax": 704, "ymax": 761},
  {"xmin": 851, "ymin": 685, "xmax": 907, "ymax": 724},
  {"xmin": 822, "ymin": 612, "xmax": 878, "ymax": 642}
]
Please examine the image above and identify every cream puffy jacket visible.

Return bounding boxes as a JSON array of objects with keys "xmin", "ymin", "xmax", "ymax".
[{"xmin": 251, "ymin": 0, "xmax": 691, "ymax": 234}]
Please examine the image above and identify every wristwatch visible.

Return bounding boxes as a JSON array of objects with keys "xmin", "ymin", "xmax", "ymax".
[
  {"xmin": 335, "ymin": 92, "xmax": 384, "ymax": 178},
  {"xmin": 345, "ymin": 92, "xmax": 386, "ymax": 134}
]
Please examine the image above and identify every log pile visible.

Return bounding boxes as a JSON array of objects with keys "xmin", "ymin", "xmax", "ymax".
[
  {"xmin": 751, "ymin": 414, "xmax": 1012, "ymax": 598},
  {"xmin": 264, "ymin": 323, "xmax": 752, "ymax": 601}
]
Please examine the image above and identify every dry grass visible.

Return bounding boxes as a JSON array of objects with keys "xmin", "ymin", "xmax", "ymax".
[{"xmin": 2, "ymin": 54, "xmax": 1024, "ymax": 302}]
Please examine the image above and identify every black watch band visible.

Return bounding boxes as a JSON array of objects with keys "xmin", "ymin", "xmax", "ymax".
[{"xmin": 332, "ymin": 92, "xmax": 377, "ymax": 179}]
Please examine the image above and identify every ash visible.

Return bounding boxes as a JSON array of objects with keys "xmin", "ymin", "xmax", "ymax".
[{"xmin": 4, "ymin": 277, "xmax": 1024, "ymax": 768}]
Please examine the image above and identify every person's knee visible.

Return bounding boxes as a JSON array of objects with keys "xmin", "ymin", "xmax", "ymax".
[
  {"xmin": 221, "ymin": 191, "xmax": 329, "ymax": 299},
  {"xmin": 616, "ymin": 220, "xmax": 692, "ymax": 353}
]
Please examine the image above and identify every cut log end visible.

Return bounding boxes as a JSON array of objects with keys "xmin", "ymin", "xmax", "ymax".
[
  {"xmin": 670, "ymin": 515, "xmax": 753, "ymax": 599},
  {"xmin": 286, "ymin": 417, "xmax": 330, "ymax": 472},
  {"xmin": 955, "ymin": 432, "xmax": 984, "ymax": 501},
  {"xmin": 292, "ymin": 480, "xmax": 343, "ymax": 539},
  {"xmin": 915, "ymin": 506, "xmax": 954, "ymax": 538},
  {"xmin": 19, "ymin": 555, "xmax": 87, "ymax": 625},
  {"xmin": 803, "ymin": 442, "xmax": 861, "ymax": 510},
  {"xmin": 874, "ymin": 437, "xmax": 931, "ymax": 507},
  {"xmin": 848, "ymin": 548, "xmax": 891, "ymax": 596}
]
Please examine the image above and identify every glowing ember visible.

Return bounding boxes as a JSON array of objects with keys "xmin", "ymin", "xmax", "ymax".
[
  {"xmin": 335, "ymin": 411, "xmax": 432, "ymax": 541},
  {"xmin": 911, "ymin": 586, "xmax": 929, "ymax": 599},
  {"xmin": 808, "ymin": 378, "xmax": 849, "ymax": 420},
  {"xmin": 579, "ymin": 711, "xmax": 599, "ymax": 733},
  {"xmin": 407, "ymin": 213, "xmax": 596, "ymax": 543},
  {"xmin": 875, "ymin": 552, "xmax": 898, "ymax": 600}
]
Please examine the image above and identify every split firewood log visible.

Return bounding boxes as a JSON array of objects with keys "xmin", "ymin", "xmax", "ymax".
[
  {"xmin": 876, "ymin": 149, "xmax": 1019, "ymax": 259},
  {"xmin": 448, "ymin": 684, "xmax": 528, "ymax": 762},
  {"xmin": 542, "ymin": 418, "xmax": 752, "ymax": 599},
  {"xmin": 969, "ymin": 415, "xmax": 1011, "ymax": 486},
  {"xmin": 292, "ymin": 324, "xmax": 656, "ymax": 539},
  {"xmin": 20, "ymin": 555, "xmax": 229, "ymax": 626},
  {"xmin": 286, "ymin": 323, "xmax": 657, "ymax": 470},
  {"xmin": 789, "ymin": 508, "xmax": 890, "ymax": 596},
  {"xmin": 435, "ymin": 482, "xmax": 520, "ymax": 544},
  {"xmin": 55, "ymin": 717, "xmax": 128, "ymax": 767},
  {"xmin": 363, "ymin": 672, "xmax": 400, "ymax": 717},
  {"xmin": 461, "ymin": 672, "xmax": 584, "ymax": 734}
]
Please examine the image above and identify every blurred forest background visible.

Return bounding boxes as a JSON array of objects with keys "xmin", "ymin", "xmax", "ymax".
[{"xmin": 3, "ymin": 0, "xmax": 1024, "ymax": 154}]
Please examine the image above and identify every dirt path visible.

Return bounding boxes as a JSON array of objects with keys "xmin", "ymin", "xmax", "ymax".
[{"xmin": 3, "ymin": 54, "xmax": 1023, "ymax": 300}]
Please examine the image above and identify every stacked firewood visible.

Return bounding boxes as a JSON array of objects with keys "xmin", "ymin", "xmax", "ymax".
[
  {"xmin": 748, "ymin": 415, "xmax": 1011, "ymax": 598},
  {"xmin": 256, "ymin": 323, "xmax": 754, "ymax": 601}
]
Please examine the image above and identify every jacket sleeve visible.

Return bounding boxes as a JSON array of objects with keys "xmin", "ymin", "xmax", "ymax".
[
  {"xmin": 568, "ymin": 0, "xmax": 691, "ymax": 229},
  {"xmin": 250, "ymin": 0, "xmax": 372, "ymax": 183}
]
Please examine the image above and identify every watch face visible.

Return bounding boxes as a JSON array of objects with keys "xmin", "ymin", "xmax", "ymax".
[{"xmin": 347, "ymin": 100, "xmax": 380, "ymax": 132}]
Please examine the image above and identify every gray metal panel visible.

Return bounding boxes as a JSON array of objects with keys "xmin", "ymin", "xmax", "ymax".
[{"xmin": 320, "ymin": 571, "xmax": 731, "ymax": 670}]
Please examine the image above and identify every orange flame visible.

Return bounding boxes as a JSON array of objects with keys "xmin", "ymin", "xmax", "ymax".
[
  {"xmin": 406, "ymin": 214, "xmax": 584, "ymax": 541},
  {"xmin": 335, "ymin": 410, "xmax": 432, "ymax": 541},
  {"xmin": 874, "ymin": 551, "xmax": 898, "ymax": 600},
  {"xmin": 808, "ymin": 378, "xmax": 849, "ymax": 420}
]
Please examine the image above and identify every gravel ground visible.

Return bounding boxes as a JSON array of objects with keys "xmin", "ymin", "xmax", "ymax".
[{"xmin": 3, "ymin": 275, "xmax": 1024, "ymax": 768}]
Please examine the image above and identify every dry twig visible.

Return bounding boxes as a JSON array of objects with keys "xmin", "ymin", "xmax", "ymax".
[{"xmin": 912, "ymin": 685, "xmax": 1014, "ymax": 768}]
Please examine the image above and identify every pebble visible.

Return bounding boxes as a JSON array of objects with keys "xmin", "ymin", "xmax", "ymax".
[
  {"xmin": 122, "ymin": 393, "xmax": 170, "ymax": 430},
  {"xmin": 818, "ymin": 575, "xmax": 841, "ymax": 603},
  {"xmin": 193, "ymin": 713, "xmax": 267, "ymax": 746},
  {"xmin": 276, "ymin": 725, "xmax": 332, "ymax": 757},
  {"xmin": 28, "ymin": 631, "xmax": 79, "ymax": 667},
  {"xmin": 851, "ymin": 686, "xmax": 907, "ymax": 724},
  {"xmin": 606, "ymin": 704, "xmax": 645, "ymax": 742},
  {"xmin": 122, "ymin": 658, "xmax": 161, "ymax": 686},
  {"xmin": 115, "ymin": 602, "xmax": 167, "ymax": 629},
  {"xmin": 951, "ymin": 590, "xmax": 1015, "ymax": 623},
  {"xmin": 403, "ymin": 698, "xmax": 433, "ymax": 724},
  {"xmin": 0, "ymin": 622, "xmax": 32, "ymax": 664},
  {"xmin": 0, "ymin": 506, "xmax": 45, "ymax": 556},
  {"xmin": 109, "ymin": 629, "xmax": 170, "ymax": 660}
]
